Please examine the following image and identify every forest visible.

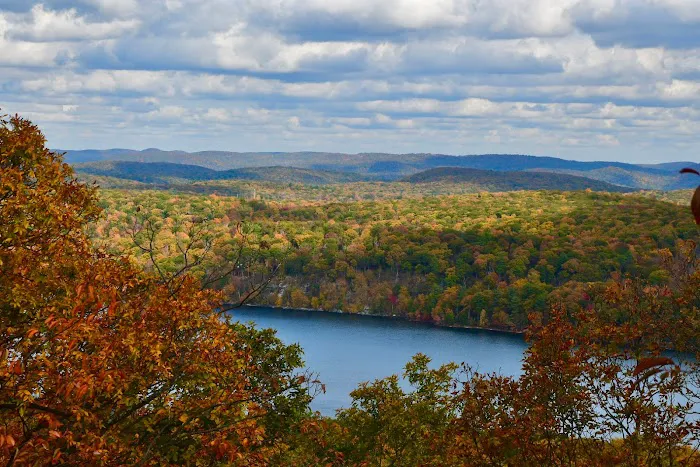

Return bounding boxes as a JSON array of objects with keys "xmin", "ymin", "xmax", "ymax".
[
  {"xmin": 2, "ymin": 114, "xmax": 699, "ymax": 465},
  {"xmin": 93, "ymin": 187, "xmax": 697, "ymax": 332}
]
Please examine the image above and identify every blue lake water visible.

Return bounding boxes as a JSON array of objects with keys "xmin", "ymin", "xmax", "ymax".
[{"xmin": 231, "ymin": 307, "xmax": 528, "ymax": 416}]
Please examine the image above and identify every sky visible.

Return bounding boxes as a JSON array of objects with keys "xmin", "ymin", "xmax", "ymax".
[{"xmin": 1, "ymin": 1, "xmax": 700, "ymax": 163}]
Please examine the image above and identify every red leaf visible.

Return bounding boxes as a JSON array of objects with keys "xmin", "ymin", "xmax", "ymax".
[
  {"xmin": 633, "ymin": 357, "xmax": 674, "ymax": 376},
  {"xmin": 692, "ymin": 186, "xmax": 700, "ymax": 225},
  {"xmin": 107, "ymin": 299, "xmax": 117, "ymax": 317}
]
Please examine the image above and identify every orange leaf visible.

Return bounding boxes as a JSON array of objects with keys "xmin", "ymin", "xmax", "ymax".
[
  {"xmin": 10, "ymin": 361, "xmax": 22, "ymax": 375},
  {"xmin": 107, "ymin": 299, "xmax": 117, "ymax": 317},
  {"xmin": 76, "ymin": 384, "xmax": 89, "ymax": 399},
  {"xmin": 633, "ymin": 357, "xmax": 674, "ymax": 376}
]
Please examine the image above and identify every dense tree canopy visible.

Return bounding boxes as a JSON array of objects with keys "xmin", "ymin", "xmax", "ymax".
[{"xmin": 93, "ymin": 187, "xmax": 697, "ymax": 332}]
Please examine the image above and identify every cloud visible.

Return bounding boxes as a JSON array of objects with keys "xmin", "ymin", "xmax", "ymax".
[
  {"xmin": 248, "ymin": 0, "xmax": 577, "ymax": 41},
  {"xmin": 0, "ymin": 16, "xmax": 71, "ymax": 66},
  {"xmin": 570, "ymin": 0, "xmax": 700, "ymax": 49},
  {"xmin": 7, "ymin": 4, "xmax": 140, "ymax": 41},
  {"xmin": 0, "ymin": 0, "xmax": 142, "ymax": 17},
  {"xmin": 1, "ymin": 0, "xmax": 700, "ymax": 162}
]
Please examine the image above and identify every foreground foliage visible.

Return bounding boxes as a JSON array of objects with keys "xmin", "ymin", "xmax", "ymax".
[{"xmin": 0, "ymin": 115, "xmax": 314, "ymax": 465}]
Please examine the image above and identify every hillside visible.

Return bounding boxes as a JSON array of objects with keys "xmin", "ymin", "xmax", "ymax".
[
  {"xmin": 74, "ymin": 161, "xmax": 369, "ymax": 185},
  {"xmin": 75, "ymin": 161, "xmax": 218, "ymax": 183},
  {"xmin": 527, "ymin": 167, "xmax": 698, "ymax": 191},
  {"xmin": 221, "ymin": 166, "xmax": 368, "ymax": 184},
  {"xmin": 79, "ymin": 174, "xmax": 149, "ymax": 190},
  {"xmin": 74, "ymin": 162, "xmax": 633, "ymax": 199},
  {"xmin": 639, "ymin": 161, "xmax": 700, "ymax": 173},
  {"xmin": 63, "ymin": 149, "xmax": 692, "ymax": 190},
  {"xmin": 95, "ymin": 189, "xmax": 698, "ymax": 331},
  {"xmin": 403, "ymin": 167, "xmax": 632, "ymax": 192}
]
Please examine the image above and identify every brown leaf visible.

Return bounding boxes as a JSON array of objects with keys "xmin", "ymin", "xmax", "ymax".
[
  {"xmin": 632, "ymin": 368, "xmax": 664, "ymax": 389},
  {"xmin": 633, "ymin": 357, "xmax": 674, "ymax": 376},
  {"xmin": 692, "ymin": 186, "xmax": 700, "ymax": 225}
]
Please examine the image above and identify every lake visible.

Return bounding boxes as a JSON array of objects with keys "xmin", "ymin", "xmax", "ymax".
[{"xmin": 232, "ymin": 307, "xmax": 529, "ymax": 415}]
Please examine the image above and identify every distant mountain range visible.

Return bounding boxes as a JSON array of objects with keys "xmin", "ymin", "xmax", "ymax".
[
  {"xmin": 75, "ymin": 161, "xmax": 632, "ymax": 193},
  {"xmin": 63, "ymin": 148, "xmax": 699, "ymax": 190}
]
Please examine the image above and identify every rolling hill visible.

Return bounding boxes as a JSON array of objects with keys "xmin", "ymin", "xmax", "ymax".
[
  {"xmin": 525, "ymin": 167, "xmax": 698, "ymax": 191},
  {"xmin": 75, "ymin": 161, "xmax": 218, "ymax": 183},
  {"xmin": 403, "ymin": 168, "xmax": 633, "ymax": 192},
  {"xmin": 221, "ymin": 166, "xmax": 368, "ymax": 184},
  {"xmin": 64, "ymin": 149, "xmax": 697, "ymax": 190},
  {"xmin": 74, "ymin": 161, "xmax": 369, "ymax": 185}
]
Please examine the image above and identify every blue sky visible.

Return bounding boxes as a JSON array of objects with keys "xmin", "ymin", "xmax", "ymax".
[{"xmin": 1, "ymin": 0, "xmax": 700, "ymax": 163}]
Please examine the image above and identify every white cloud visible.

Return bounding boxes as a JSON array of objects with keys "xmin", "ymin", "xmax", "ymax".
[
  {"xmin": 658, "ymin": 80, "xmax": 700, "ymax": 100},
  {"xmin": 0, "ymin": 36, "xmax": 70, "ymax": 67},
  {"xmin": 251, "ymin": 0, "xmax": 578, "ymax": 38},
  {"xmin": 9, "ymin": 5, "xmax": 140, "ymax": 42}
]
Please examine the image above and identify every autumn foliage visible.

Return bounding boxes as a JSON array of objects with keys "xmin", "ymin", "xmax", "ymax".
[
  {"xmin": 0, "ymin": 115, "xmax": 313, "ymax": 464},
  {"xmin": 95, "ymin": 188, "xmax": 698, "ymax": 333}
]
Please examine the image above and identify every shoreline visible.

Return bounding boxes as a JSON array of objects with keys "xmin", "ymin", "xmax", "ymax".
[{"xmin": 234, "ymin": 303, "xmax": 525, "ymax": 337}]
